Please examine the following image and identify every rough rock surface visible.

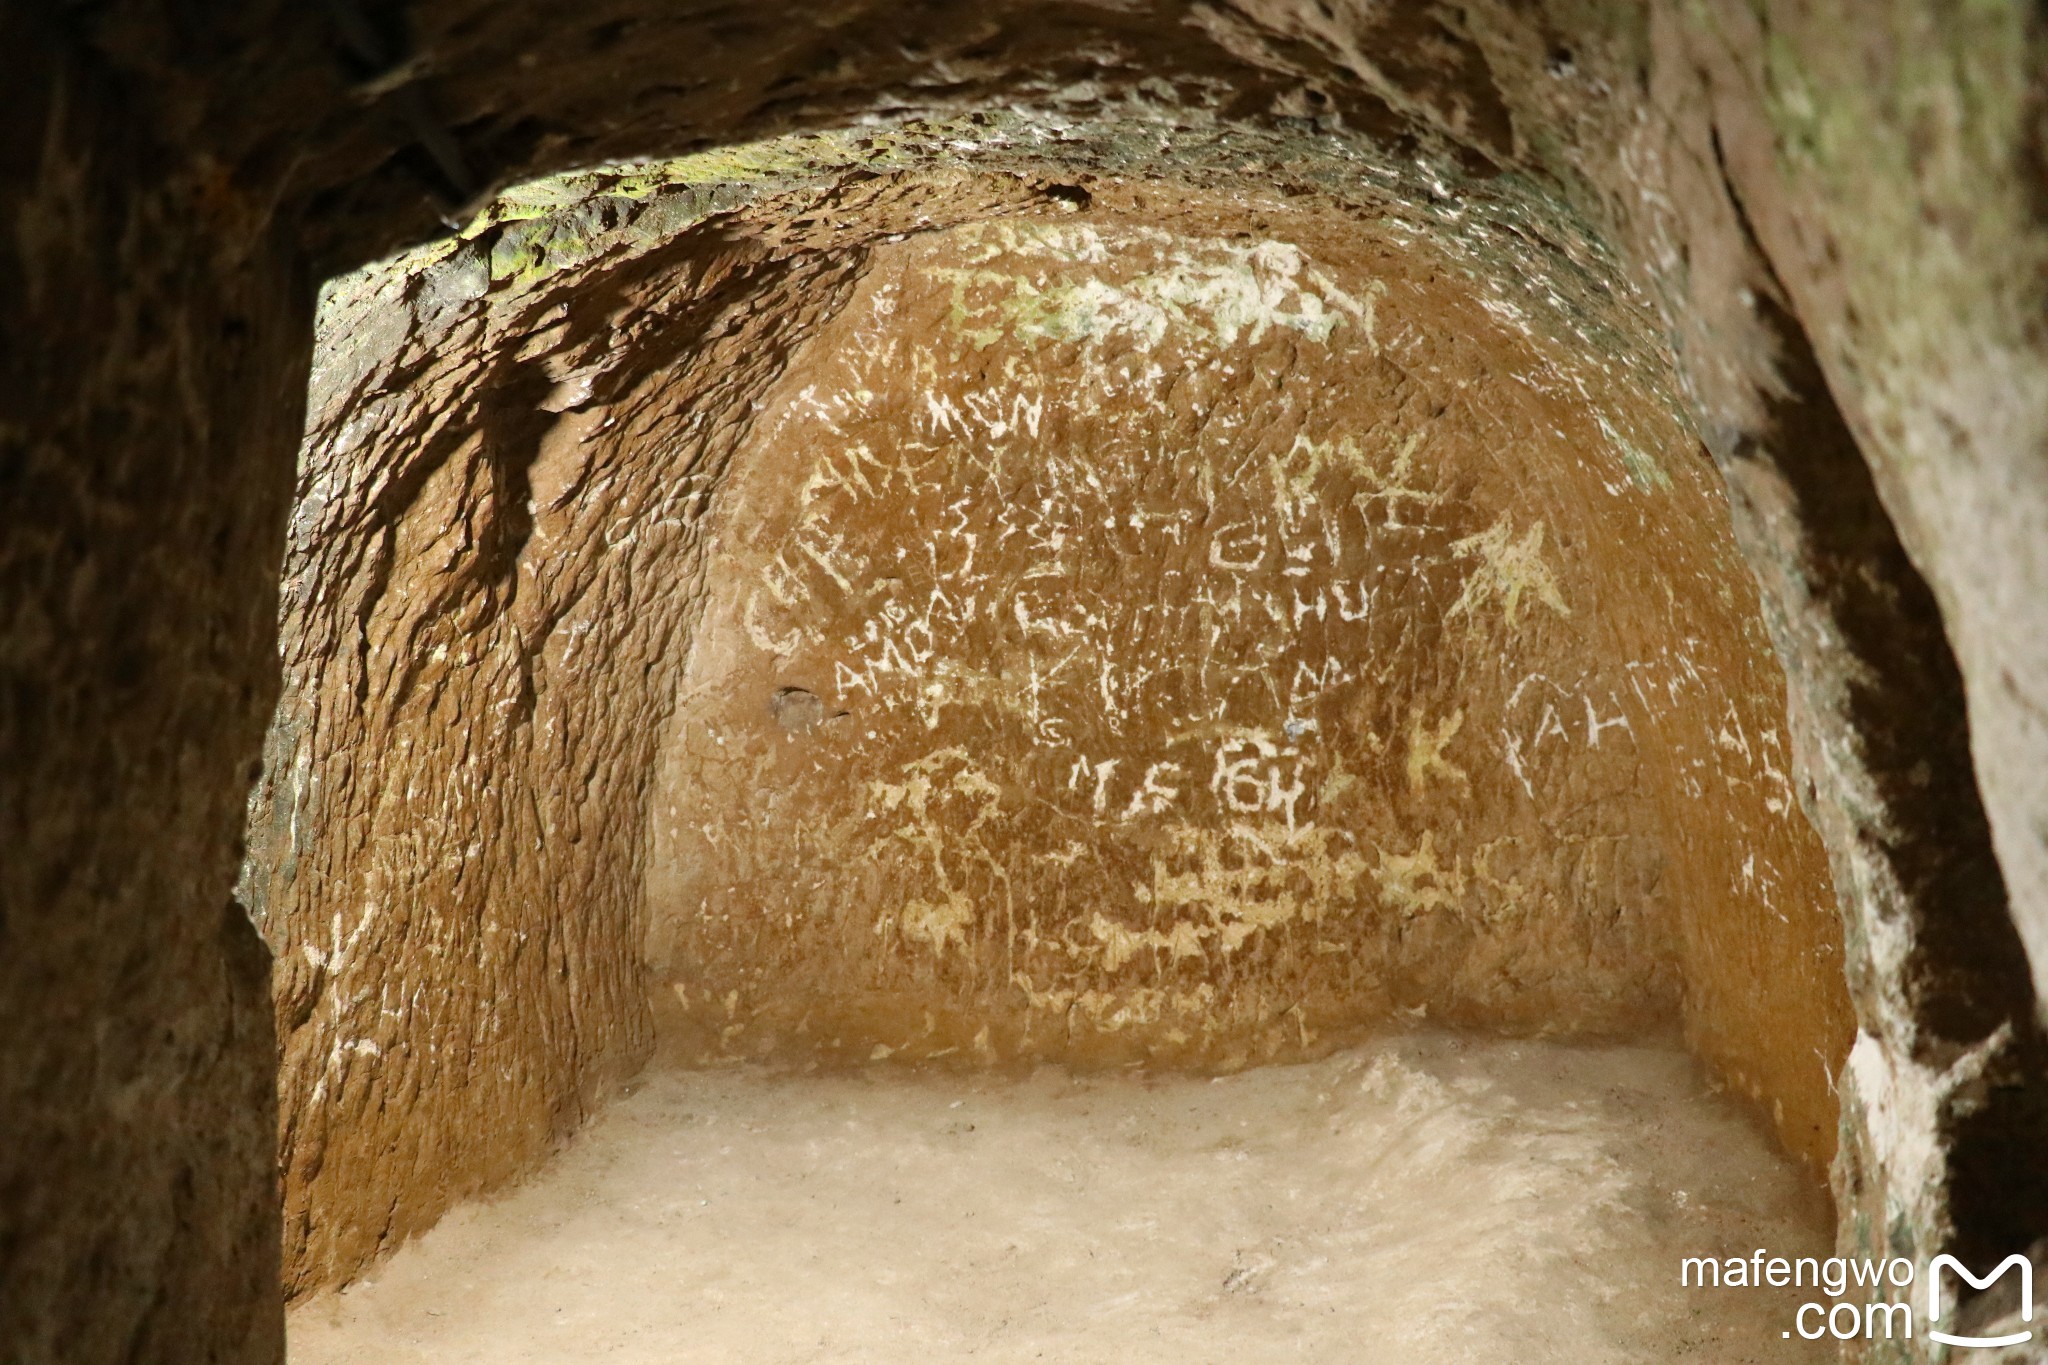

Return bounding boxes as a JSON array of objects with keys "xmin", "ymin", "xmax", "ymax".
[
  {"xmin": 251, "ymin": 138, "xmax": 1851, "ymax": 1297},
  {"xmin": 5, "ymin": 3, "xmax": 2046, "ymax": 1363},
  {"xmin": 0, "ymin": 9, "xmax": 297, "ymax": 1362},
  {"xmin": 245, "ymin": 203, "xmax": 868, "ymax": 1293},
  {"xmin": 652, "ymin": 208, "xmax": 1848, "ymax": 1108}
]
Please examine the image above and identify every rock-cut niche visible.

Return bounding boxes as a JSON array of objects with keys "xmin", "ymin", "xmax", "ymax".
[{"xmin": 244, "ymin": 132, "xmax": 1854, "ymax": 1296}]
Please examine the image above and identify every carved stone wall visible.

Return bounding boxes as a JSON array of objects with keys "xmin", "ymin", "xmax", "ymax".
[
  {"xmin": 4, "ymin": 4, "xmax": 2043, "ymax": 1362},
  {"xmin": 252, "ymin": 142, "xmax": 1851, "ymax": 1295},
  {"xmin": 647, "ymin": 207, "xmax": 1850, "ymax": 1154}
]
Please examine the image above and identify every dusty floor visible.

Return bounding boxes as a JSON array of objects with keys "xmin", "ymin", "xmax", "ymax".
[{"xmin": 287, "ymin": 1033, "xmax": 1830, "ymax": 1363}]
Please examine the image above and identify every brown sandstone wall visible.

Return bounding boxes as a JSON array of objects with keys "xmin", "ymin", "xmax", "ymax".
[
  {"xmin": 255, "ymin": 145, "xmax": 1850, "ymax": 1299},
  {"xmin": 646, "ymin": 205, "xmax": 1851, "ymax": 1175},
  {"xmin": 4, "ymin": 4, "xmax": 2043, "ymax": 1361},
  {"xmin": 241, "ymin": 220, "xmax": 875, "ymax": 1291},
  {"xmin": 0, "ymin": 9, "xmax": 295, "ymax": 1361}
]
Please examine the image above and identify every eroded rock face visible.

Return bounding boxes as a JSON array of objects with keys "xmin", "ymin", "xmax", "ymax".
[
  {"xmin": 250, "ymin": 148, "xmax": 1851, "ymax": 1296},
  {"xmin": 648, "ymin": 211, "xmax": 1850, "ymax": 1153},
  {"xmin": 249, "ymin": 156, "xmax": 1128, "ymax": 1292},
  {"xmin": 246, "ymin": 221, "xmax": 873, "ymax": 1293},
  {"xmin": 8, "ymin": 3, "xmax": 2046, "ymax": 1360}
]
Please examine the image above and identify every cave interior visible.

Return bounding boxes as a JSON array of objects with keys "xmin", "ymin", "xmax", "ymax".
[{"xmin": 6, "ymin": 3, "xmax": 2048, "ymax": 1362}]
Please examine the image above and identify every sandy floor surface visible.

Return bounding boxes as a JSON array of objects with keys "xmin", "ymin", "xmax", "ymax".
[{"xmin": 288, "ymin": 1033, "xmax": 1831, "ymax": 1363}]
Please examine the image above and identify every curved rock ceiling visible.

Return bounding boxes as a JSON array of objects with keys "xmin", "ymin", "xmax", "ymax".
[{"xmin": 243, "ymin": 124, "xmax": 1851, "ymax": 1294}]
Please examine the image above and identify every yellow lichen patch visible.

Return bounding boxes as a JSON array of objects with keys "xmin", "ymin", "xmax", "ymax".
[
  {"xmin": 1087, "ymin": 913, "xmax": 1209, "ymax": 971},
  {"xmin": 1009, "ymin": 974, "xmax": 1078, "ymax": 1017},
  {"xmin": 1405, "ymin": 707, "xmax": 1469, "ymax": 793},
  {"xmin": 890, "ymin": 892, "xmax": 976, "ymax": 956},
  {"xmin": 1373, "ymin": 832, "xmax": 1468, "ymax": 916},
  {"xmin": 1067, "ymin": 983, "xmax": 1221, "ymax": 1031},
  {"xmin": 1317, "ymin": 752, "xmax": 1360, "ymax": 806},
  {"xmin": 862, "ymin": 749, "xmax": 1011, "ymax": 961},
  {"xmin": 1446, "ymin": 515, "xmax": 1570, "ymax": 627},
  {"xmin": 1140, "ymin": 821, "xmax": 1371, "ymax": 952}
]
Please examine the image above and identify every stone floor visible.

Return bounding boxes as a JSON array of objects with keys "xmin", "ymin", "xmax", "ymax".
[{"xmin": 288, "ymin": 1033, "xmax": 1831, "ymax": 1363}]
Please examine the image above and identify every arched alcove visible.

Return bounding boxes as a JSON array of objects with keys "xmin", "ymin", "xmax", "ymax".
[
  {"xmin": 651, "ymin": 205, "xmax": 1849, "ymax": 1094},
  {"xmin": 244, "ymin": 127, "xmax": 1851, "ymax": 1304},
  {"xmin": 7, "ymin": 6, "xmax": 2046, "ymax": 1363}
]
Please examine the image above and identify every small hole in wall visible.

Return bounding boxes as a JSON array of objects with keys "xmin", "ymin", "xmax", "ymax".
[
  {"xmin": 769, "ymin": 686, "xmax": 827, "ymax": 734},
  {"xmin": 1044, "ymin": 182, "xmax": 1092, "ymax": 212}
]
